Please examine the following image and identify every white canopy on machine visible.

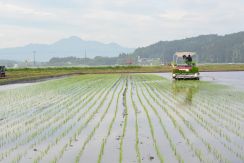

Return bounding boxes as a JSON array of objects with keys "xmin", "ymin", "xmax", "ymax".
[{"xmin": 175, "ymin": 52, "xmax": 196, "ymax": 57}]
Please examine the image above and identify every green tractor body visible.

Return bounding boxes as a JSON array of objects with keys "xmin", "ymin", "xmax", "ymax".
[{"xmin": 172, "ymin": 52, "xmax": 200, "ymax": 80}]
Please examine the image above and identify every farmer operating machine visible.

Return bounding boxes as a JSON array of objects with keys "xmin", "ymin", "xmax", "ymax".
[{"xmin": 172, "ymin": 52, "xmax": 200, "ymax": 80}]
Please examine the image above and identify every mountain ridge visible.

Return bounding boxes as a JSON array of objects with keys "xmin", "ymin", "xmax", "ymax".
[
  {"xmin": 132, "ymin": 31, "xmax": 244, "ymax": 63},
  {"xmin": 0, "ymin": 36, "xmax": 134, "ymax": 62}
]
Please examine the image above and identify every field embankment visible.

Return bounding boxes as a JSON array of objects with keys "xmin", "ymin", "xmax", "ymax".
[
  {"xmin": 1, "ymin": 64, "xmax": 244, "ymax": 85},
  {"xmin": 198, "ymin": 64, "xmax": 244, "ymax": 72}
]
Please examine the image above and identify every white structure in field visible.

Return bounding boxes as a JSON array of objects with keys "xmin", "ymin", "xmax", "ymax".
[{"xmin": 137, "ymin": 56, "xmax": 161, "ymax": 66}]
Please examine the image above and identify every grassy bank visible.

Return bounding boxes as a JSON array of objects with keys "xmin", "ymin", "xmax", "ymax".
[
  {"xmin": 198, "ymin": 64, "xmax": 244, "ymax": 72},
  {"xmin": 0, "ymin": 66, "xmax": 169, "ymax": 85},
  {"xmin": 0, "ymin": 64, "xmax": 244, "ymax": 85}
]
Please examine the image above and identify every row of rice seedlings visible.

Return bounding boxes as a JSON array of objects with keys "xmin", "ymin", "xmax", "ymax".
[
  {"xmin": 0, "ymin": 76, "xmax": 99, "ymax": 150},
  {"xmin": 167, "ymin": 86, "xmax": 238, "ymax": 141},
  {"xmin": 97, "ymin": 77, "xmax": 125, "ymax": 163},
  {"xmin": 119, "ymin": 76, "xmax": 128, "ymax": 163},
  {"xmin": 0, "ymin": 75, "xmax": 95, "ymax": 116},
  {"xmin": 181, "ymin": 87, "xmax": 244, "ymax": 130},
  {"xmin": 134, "ymin": 77, "xmax": 164, "ymax": 163},
  {"xmin": 152, "ymin": 80, "xmax": 244, "ymax": 160},
  {"xmin": 0, "ymin": 75, "xmax": 114, "ymax": 162},
  {"xmin": 129, "ymin": 79, "xmax": 142, "ymax": 163},
  {"xmin": 196, "ymin": 94, "xmax": 244, "ymax": 124},
  {"xmin": 0, "ymin": 84, "xmax": 86, "ymax": 144},
  {"xmin": 18, "ymin": 80, "xmax": 109, "ymax": 163},
  {"xmin": 0, "ymin": 75, "xmax": 98, "ymax": 133},
  {"xmin": 190, "ymin": 97, "xmax": 244, "ymax": 139},
  {"xmin": 185, "ymin": 106, "xmax": 244, "ymax": 161},
  {"xmin": 137, "ymin": 75, "xmax": 209, "ymax": 162},
  {"xmin": 74, "ymin": 76, "xmax": 123, "ymax": 163},
  {"xmin": 182, "ymin": 88, "xmax": 244, "ymax": 159},
  {"xmin": 202, "ymin": 89, "xmax": 244, "ymax": 116},
  {"xmin": 0, "ymin": 92, "xmax": 56, "ymax": 126},
  {"xmin": 0, "ymin": 81, "xmax": 91, "ymax": 160},
  {"xmin": 47, "ymin": 76, "xmax": 122, "ymax": 163},
  {"xmin": 136, "ymin": 76, "xmax": 184, "ymax": 163},
  {"xmin": 32, "ymin": 76, "xmax": 120, "ymax": 163},
  {"xmin": 3, "ymin": 75, "xmax": 101, "ymax": 115},
  {"xmin": 7, "ymin": 78, "xmax": 107, "ymax": 162},
  {"xmin": 33, "ymin": 76, "xmax": 119, "ymax": 158},
  {"xmin": 149, "ymin": 81, "xmax": 223, "ymax": 160},
  {"xmin": 144, "ymin": 76, "xmax": 229, "ymax": 163},
  {"xmin": 179, "ymin": 99, "xmax": 244, "ymax": 160},
  {"xmin": 152, "ymin": 78, "xmax": 243, "ymax": 143},
  {"xmin": 185, "ymin": 80, "xmax": 243, "ymax": 124},
  {"xmin": 186, "ymin": 94, "xmax": 244, "ymax": 143}
]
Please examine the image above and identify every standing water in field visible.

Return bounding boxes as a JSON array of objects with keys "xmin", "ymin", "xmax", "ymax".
[
  {"xmin": 0, "ymin": 74, "xmax": 243, "ymax": 163},
  {"xmin": 0, "ymin": 83, "xmax": 35, "ymax": 91},
  {"xmin": 157, "ymin": 71, "xmax": 244, "ymax": 89}
]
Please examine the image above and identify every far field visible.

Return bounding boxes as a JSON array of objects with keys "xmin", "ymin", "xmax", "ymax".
[
  {"xmin": 1, "ymin": 64, "xmax": 244, "ymax": 85},
  {"xmin": 0, "ymin": 74, "xmax": 243, "ymax": 163}
]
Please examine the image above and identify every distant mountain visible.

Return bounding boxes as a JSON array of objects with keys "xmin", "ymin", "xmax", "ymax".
[
  {"xmin": 133, "ymin": 31, "xmax": 244, "ymax": 63},
  {"xmin": 0, "ymin": 36, "xmax": 134, "ymax": 61}
]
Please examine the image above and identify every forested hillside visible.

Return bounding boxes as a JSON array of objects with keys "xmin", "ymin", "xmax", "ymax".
[{"xmin": 133, "ymin": 32, "xmax": 244, "ymax": 63}]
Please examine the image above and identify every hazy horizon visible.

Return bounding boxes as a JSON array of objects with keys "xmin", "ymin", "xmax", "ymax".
[{"xmin": 0, "ymin": 0, "xmax": 244, "ymax": 49}]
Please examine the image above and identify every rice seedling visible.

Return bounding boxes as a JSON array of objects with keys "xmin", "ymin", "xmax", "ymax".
[{"xmin": 0, "ymin": 73, "xmax": 243, "ymax": 163}]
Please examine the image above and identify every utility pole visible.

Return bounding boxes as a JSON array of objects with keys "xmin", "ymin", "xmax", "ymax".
[
  {"xmin": 84, "ymin": 49, "xmax": 86, "ymax": 66},
  {"xmin": 33, "ymin": 50, "xmax": 36, "ymax": 67},
  {"xmin": 162, "ymin": 53, "xmax": 165, "ymax": 65}
]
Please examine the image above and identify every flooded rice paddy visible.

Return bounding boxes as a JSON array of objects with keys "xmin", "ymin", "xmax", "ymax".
[{"xmin": 0, "ymin": 73, "xmax": 243, "ymax": 163}]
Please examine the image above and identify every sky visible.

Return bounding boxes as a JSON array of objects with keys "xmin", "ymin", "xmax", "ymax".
[{"xmin": 0, "ymin": 0, "xmax": 244, "ymax": 48}]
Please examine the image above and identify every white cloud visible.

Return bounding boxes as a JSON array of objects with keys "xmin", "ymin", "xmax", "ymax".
[
  {"xmin": 0, "ymin": 2, "xmax": 55, "ymax": 17},
  {"xmin": 0, "ymin": 25, "xmax": 67, "ymax": 48},
  {"xmin": 0, "ymin": 0, "xmax": 244, "ymax": 48}
]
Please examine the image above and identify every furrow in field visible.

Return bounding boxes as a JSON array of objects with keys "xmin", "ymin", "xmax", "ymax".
[
  {"xmin": 97, "ymin": 78, "xmax": 125, "ymax": 163},
  {"xmin": 74, "ymin": 75, "xmax": 122, "ymax": 163},
  {"xmin": 121, "ymin": 76, "xmax": 138, "ymax": 163},
  {"xmin": 78, "ymin": 77, "xmax": 125, "ymax": 163},
  {"xmin": 98, "ymin": 80, "xmax": 125, "ymax": 163},
  {"xmin": 134, "ymin": 77, "xmax": 164, "ymax": 163},
  {"xmin": 135, "ymin": 76, "xmax": 187, "ymax": 163},
  {"xmin": 129, "ymin": 79, "xmax": 142, "ymax": 163},
  {"xmin": 131, "ymin": 80, "xmax": 160, "ymax": 162},
  {"xmin": 119, "ymin": 76, "xmax": 129, "ymax": 163}
]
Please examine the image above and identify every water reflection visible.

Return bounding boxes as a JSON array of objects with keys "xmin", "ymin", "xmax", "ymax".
[{"xmin": 171, "ymin": 81, "xmax": 200, "ymax": 105}]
